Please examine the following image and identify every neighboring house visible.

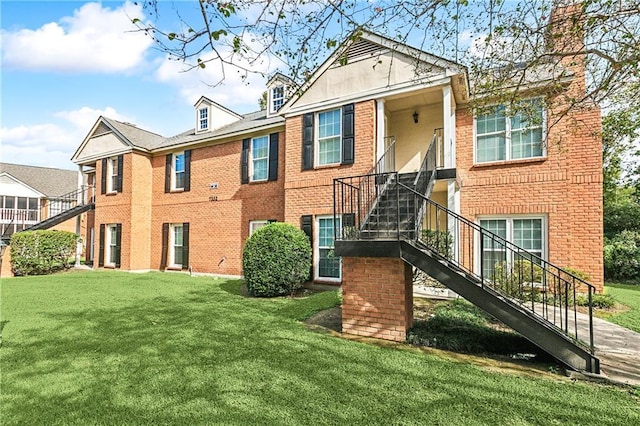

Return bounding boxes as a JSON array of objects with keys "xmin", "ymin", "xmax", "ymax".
[
  {"xmin": 71, "ymin": 5, "xmax": 602, "ymax": 372},
  {"xmin": 0, "ymin": 163, "xmax": 81, "ymax": 238}
]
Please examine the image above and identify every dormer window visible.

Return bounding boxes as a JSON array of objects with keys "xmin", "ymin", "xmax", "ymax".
[
  {"xmin": 198, "ymin": 107, "xmax": 209, "ymax": 131},
  {"xmin": 271, "ymin": 85, "xmax": 285, "ymax": 113}
]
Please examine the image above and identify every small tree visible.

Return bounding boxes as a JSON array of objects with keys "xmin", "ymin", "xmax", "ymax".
[{"xmin": 242, "ymin": 223, "xmax": 312, "ymax": 297}]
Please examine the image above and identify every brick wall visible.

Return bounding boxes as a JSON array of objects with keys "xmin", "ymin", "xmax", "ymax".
[
  {"xmin": 149, "ymin": 132, "xmax": 286, "ymax": 276},
  {"xmin": 342, "ymin": 257, "xmax": 413, "ymax": 342},
  {"xmin": 456, "ymin": 100, "xmax": 604, "ymax": 291},
  {"xmin": 283, "ymin": 100, "xmax": 376, "ymax": 281}
]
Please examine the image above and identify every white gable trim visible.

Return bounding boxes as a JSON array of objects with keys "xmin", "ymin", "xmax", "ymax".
[
  {"xmin": 72, "ymin": 117, "xmax": 139, "ymax": 164},
  {"xmin": 284, "ymin": 76, "xmax": 453, "ymax": 117},
  {"xmin": 279, "ymin": 30, "xmax": 467, "ymax": 115},
  {"xmin": 0, "ymin": 172, "xmax": 46, "ymax": 198}
]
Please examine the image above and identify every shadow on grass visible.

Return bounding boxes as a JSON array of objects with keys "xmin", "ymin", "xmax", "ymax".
[{"xmin": 1, "ymin": 282, "xmax": 638, "ymax": 425}]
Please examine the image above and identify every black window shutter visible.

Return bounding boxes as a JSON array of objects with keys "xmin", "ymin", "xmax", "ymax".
[
  {"xmin": 98, "ymin": 224, "xmax": 105, "ymax": 267},
  {"xmin": 184, "ymin": 150, "xmax": 191, "ymax": 192},
  {"xmin": 302, "ymin": 113, "xmax": 314, "ymax": 170},
  {"xmin": 101, "ymin": 158, "xmax": 107, "ymax": 195},
  {"xmin": 301, "ymin": 215, "xmax": 313, "ymax": 280},
  {"xmin": 115, "ymin": 224, "xmax": 122, "ymax": 268},
  {"xmin": 116, "ymin": 154, "xmax": 124, "ymax": 192},
  {"xmin": 161, "ymin": 223, "xmax": 169, "ymax": 269},
  {"xmin": 165, "ymin": 154, "xmax": 172, "ymax": 193},
  {"xmin": 241, "ymin": 138, "xmax": 250, "ymax": 184},
  {"xmin": 268, "ymin": 133, "xmax": 279, "ymax": 181},
  {"xmin": 342, "ymin": 103, "xmax": 355, "ymax": 165},
  {"xmin": 182, "ymin": 222, "xmax": 190, "ymax": 270}
]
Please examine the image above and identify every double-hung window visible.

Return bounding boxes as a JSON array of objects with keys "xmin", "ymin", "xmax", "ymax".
[
  {"xmin": 249, "ymin": 220, "xmax": 268, "ymax": 235},
  {"xmin": 250, "ymin": 136, "xmax": 269, "ymax": 181},
  {"xmin": 170, "ymin": 224, "xmax": 184, "ymax": 268},
  {"xmin": 271, "ymin": 86, "xmax": 285, "ymax": 113},
  {"xmin": 199, "ymin": 107, "xmax": 209, "ymax": 131},
  {"xmin": 173, "ymin": 152, "xmax": 185, "ymax": 190},
  {"xmin": 317, "ymin": 109, "xmax": 342, "ymax": 166},
  {"xmin": 98, "ymin": 223, "xmax": 121, "ymax": 268},
  {"xmin": 316, "ymin": 216, "xmax": 341, "ymax": 280},
  {"xmin": 108, "ymin": 157, "xmax": 118, "ymax": 192},
  {"xmin": 475, "ymin": 99, "xmax": 545, "ymax": 163},
  {"xmin": 479, "ymin": 217, "xmax": 545, "ymax": 278},
  {"xmin": 107, "ymin": 225, "xmax": 118, "ymax": 265}
]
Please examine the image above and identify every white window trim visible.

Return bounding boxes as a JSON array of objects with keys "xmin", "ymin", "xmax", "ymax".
[
  {"xmin": 473, "ymin": 99, "xmax": 547, "ymax": 164},
  {"xmin": 475, "ymin": 215, "xmax": 548, "ymax": 276},
  {"xmin": 315, "ymin": 108, "xmax": 342, "ymax": 167},
  {"xmin": 107, "ymin": 157, "xmax": 118, "ymax": 193},
  {"xmin": 270, "ymin": 85, "xmax": 285, "ymax": 114},
  {"xmin": 105, "ymin": 224, "xmax": 118, "ymax": 267},
  {"xmin": 249, "ymin": 220, "xmax": 268, "ymax": 236},
  {"xmin": 198, "ymin": 107, "xmax": 209, "ymax": 131},
  {"xmin": 172, "ymin": 152, "xmax": 185, "ymax": 191},
  {"xmin": 169, "ymin": 223, "xmax": 183, "ymax": 268},
  {"xmin": 314, "ymin": 215, "xmax": 341, "ymax": 282},
  {"xmin": 249, "ymin": 136, "xmax": 269, "ymax": 182}
]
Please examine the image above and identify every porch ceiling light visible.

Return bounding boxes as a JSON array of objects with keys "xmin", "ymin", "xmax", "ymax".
[{"xmin": 412, "ymin": 111, "xmax": 419, "ymax": 123}]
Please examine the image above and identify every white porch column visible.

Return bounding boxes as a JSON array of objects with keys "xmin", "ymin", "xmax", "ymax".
[
  {"xmin": 442, "ymin": 85, "xmax": 456, "ymax": 169},
  {"xmin": 376, "ymin": 98, "xmax": 385, "ymax": 165},
  {"xmin": 75, "ymin": 165, "xmax": 83, "ymax": 267}
]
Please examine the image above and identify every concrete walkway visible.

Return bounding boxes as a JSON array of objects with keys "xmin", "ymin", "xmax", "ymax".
[
  {"xmin": 414, "ymin": 287, "xmax": 640, "ymax": 386},
  {"xmin": 588, "ymin": 315, "xmax": 640, "ymax": 386}
]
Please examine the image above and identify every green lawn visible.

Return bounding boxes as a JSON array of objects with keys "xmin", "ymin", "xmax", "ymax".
[
  {"xmin": 603, "ymin": 282, "xmax": 640, "ymax": 333},
  {"xmin": 1, "ymin": 271, "xmax": 638, "ymax": 425}
]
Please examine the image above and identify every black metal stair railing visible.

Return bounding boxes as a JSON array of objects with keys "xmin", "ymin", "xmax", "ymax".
[
  {"xmin": 334, "ymin": 172, "xmax": 596, "ymax": 353},
  {"xmin": 401, "ymin": 181, "xmax": 597, "ymax": 353},
  {"xmin": 21, "ymin": 185, "xmax": 95, "ymax": 233}
]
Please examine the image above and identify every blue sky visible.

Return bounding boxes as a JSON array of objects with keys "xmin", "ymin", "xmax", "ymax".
[{"xmin": 1, "ymin": 1, "xmax": 277, "ymax": 170}]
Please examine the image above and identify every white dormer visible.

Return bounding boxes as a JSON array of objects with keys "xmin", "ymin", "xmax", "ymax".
[
  {"xmin": 194, "ymin": 96, "xmax": 243, "ymax": 134},
  {"xmin": 266, "ymin": 73, "xmax": 296, "ymax": 118}
]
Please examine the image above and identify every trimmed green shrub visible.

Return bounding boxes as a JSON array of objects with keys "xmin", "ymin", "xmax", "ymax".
[
  {"xmin": 242, "ymin": 223, "xmax": 312, "ymax": 297},
  {"xmin": 575, "ymin": 293, "xmax": 616, "ymax": 309},
  {"xmin": 604, "ymin": 230, "xmax": 640, "ymax": 281},
  {"xmin": 10, "ymin": 230, "xmax": 78, "ymax": 276}
]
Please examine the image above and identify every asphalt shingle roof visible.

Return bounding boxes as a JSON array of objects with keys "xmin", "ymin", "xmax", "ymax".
[
  {"xmin": 102, "ymin": 117, "xmax": 165, "ymax": 150},
  {"xmin": 96, "ymin": 110, "xmax": 283, "ymax": 152},
  {"xmin": 152, "ymin": 109, "xmax": 284, "ymax": 150},
  {"xmin": 0, "ymin": 163, "xmax": 78, "ymax": 197}
]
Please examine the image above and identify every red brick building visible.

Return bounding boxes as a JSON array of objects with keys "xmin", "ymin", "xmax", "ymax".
[{"xmin": 71, "ymin": 30, "xmax": 602, "ymax": 291}]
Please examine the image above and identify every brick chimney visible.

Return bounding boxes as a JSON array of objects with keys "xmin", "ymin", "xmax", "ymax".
[{"xmin": 545, "ymin": 1, "xmax": 586, "ymax": 96}]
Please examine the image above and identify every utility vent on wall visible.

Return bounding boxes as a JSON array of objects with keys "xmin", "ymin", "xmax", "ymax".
[
  {"xmin": 94, "ymin": 122, "xmax": 111, "ymax": 136},
  {"xmin": 333, "ymin": 39, "xmax": 388, "ymax": 66}
]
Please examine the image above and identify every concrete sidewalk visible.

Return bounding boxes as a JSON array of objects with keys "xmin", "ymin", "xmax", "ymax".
[{"xmin": 586, "ymin": 315, "xmax": 640, "ymax": 386}]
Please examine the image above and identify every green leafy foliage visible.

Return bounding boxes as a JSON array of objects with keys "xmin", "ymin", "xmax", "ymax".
[
  {"xmin": 575, "ymin": 293, "xmax": 616, "ymax": 309},
  {"xmin": 604, "ymin": 230, "xmax": 640, "ymax": 281},
  {"xmin": 10, "ymin": 230, "xmax": 78, "ymax": 276},
  {"xmin": 242, "ymin": 223, "xmax": 312, "ymax": 297},
  {"xmin": 408, "ymin": 299, "xmax": 541, "ymax": 356},
  {"xmin": 421, "ymin": 229, "xmax": 452, "ymax": 259}
]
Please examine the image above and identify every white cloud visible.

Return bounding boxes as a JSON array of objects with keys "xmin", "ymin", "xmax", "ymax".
[
  {"xmin": 0, "ymin": 2, "xmax": 152, "ymax": 73},
  {"xmin": 154, "ymin": 33, "xmax": 280, "ymax": 112},
  {"xmin": 0, "ymin": 107, "xmax": 135, "ymax": 169}
]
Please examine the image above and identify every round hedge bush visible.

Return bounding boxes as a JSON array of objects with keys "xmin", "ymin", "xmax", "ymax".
[{"xmin": 242, "ymin": 222, "xmax": 312, "ymax": 297}]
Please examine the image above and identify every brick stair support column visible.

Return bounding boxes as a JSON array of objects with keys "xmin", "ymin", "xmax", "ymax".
[{"xmin": 341, "ymin": 257, "xmax": 413, "ymax": 342}]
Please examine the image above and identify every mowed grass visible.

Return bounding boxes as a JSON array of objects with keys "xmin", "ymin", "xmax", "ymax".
[
  {"xmin": 602, "ymin": 283, "xmax": 640, "ymax": 333},
  {"xmin": 1, "ymin": 271, "xmax": 638, "ymax": 425}
]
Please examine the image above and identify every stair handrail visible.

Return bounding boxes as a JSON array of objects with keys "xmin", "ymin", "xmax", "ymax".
[{"xmin": 397, "ymin": 180, "xmax": 596, "ymax": 352}]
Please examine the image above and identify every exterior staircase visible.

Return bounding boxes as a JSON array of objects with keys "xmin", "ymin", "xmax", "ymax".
[
  {"xmin": 334, "ymin": 146, "xmax": 600, "ymax": 374},
  {"xmin": 1, "ymin": 186, "xmax": 94, "ymax": 244}
]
